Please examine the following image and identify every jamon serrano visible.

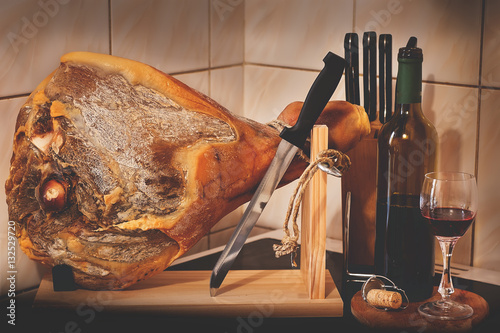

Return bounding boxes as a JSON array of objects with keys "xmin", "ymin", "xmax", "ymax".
[{"xmin": 5, "ymin": 52, "xmax": 369, "ymax": 289}]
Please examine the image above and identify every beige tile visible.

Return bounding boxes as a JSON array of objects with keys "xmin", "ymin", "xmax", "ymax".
[
  {"xmin": 244, "ymin": 65, "xmax": 346, "ymax": 123},
  {"xmin": 210, "ymin": 66, "xmax": 244, "ymax": 115},
  {"xmin": 245, "ymin": 0, "xmax": 353, "ymax": 69},
  {"xmin": 356, "ymin": 0, "xmax": 482, "ymax": 86},
  {"xmin": 210, "ymin": 207, "xmax": 243, "ymax": 233},
  {"xmin": 0, "ymin": 0, "xmax": 110, "ymax": 97},
  {"xmin": 422, "ymin": 83, "xmax": 478, "ymax": 175},
  {"xmin": 0, "ymin": 98, "xmax": 25, "ymax": 208},
  {"xmin": 208, "ymin": 225, "xmax": 271, "ymax": 249},
  {"xmin": 184, "ymin": 236, "xmax": 209, "ymax": 256},
  {"xmin": 244, "ymin": 65, "xmax": 311, "ymax": 122},
  {"xmin": 0, "ymin": 97, "xmax": 47, "ymax": 293},
  {"xmin": 256, "ymin": 179, "xmax": 301, "ymax": 231},
  {"xmin": 173, "ymin": 70, "xmax": 210, "ymax": 96},
  {"xmin": 210, "ymin": 0, "xmax": 244, "ymax": 67},
  {"xmin": 421, "ymin": 83, "xmax": 479, "ymax": 265},
  {"xmin": 255, "ymin": 172, "xmax": 344, "ymax": 241},
  {"xmin": 111, "ymin": 0, "xmax": 209, "ymax": 74},
  {"xmin": 326, "ymin": 177, "xmax": 344, "ymax": 240},
  {"xmin": 474, "ymin": 89, "xmax": 500, "ymax": 271},
  {"xmin": 208, "ymin": 227, "xmax": 232, "ymax": 249},
  {"xmin": 482, "ymin": 0, "xmax": 500, "ymax": 88}
]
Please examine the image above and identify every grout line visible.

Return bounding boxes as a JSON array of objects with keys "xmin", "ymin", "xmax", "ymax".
[
  {"xmin": 210, "ymin": 225, "xmax": 274, "ymax": 235},
  {"xmin": 0, "ymin": 285, "xmax": 39, "ymax": 303},
  {"xmin": 207, "ymin": 0, "xmax": 212, "ymax": 97},
  {"xmin": 245, "ymin": 62, "xmax": 321, "ymax": 73},
  {"xmin": 352, "ymin": 0, "xmax": 356, "ymax": 32},
  {"xmin": 3, "ymin": 66, "xmax": 498, "ymax": 102},
  {"xmin": 435, "ymin": 263, "xmax": 469, "ymax": 272},
  {"xmin": 421, "ymin": 80, "xmax": 482, "ymax": 89},
  {"xmin": 242, "ymin": 0, "xmax": 246, "ymax": 117},
  {"xmin": 244, "ymin": 63, "xmax": 499, "ymax": 90},
  {"xmin": 169, "ymin": 63, "xmax": 243, "ymax": 76},
  {"xmin": 471, "ymin": 0, "xmax": 487, "ymax": 267},
  {"xmin": 476, "ymin": 85, "xmax": 500, "ymax": 90},
  {"xmin": 0, "ymin": 93, "xmax": 30, "ymax": 101},
  {"xmin": 108, "ymin": 0, "xmax": 113, "ymax": 55}
]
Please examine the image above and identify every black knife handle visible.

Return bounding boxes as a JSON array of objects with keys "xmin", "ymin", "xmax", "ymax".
[
  {"xmin": 379, "ymin": 34, "xmax": 392, "ymax": 124},
  {"xmin": 363, "ymin": 31, "xmax": 377, "ymax": 122},
  {"xmin": 344, "ymin": 33, "xmax": 360, "ymax": 105},
  {"xmin": 280, "ymin": 52, "xmax": 345, "ymax": 149}
]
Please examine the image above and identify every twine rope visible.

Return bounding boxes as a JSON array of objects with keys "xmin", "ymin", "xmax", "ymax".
[{"xmin": 272, "ymin": 149, "xmax": 351, "ymax": 265}]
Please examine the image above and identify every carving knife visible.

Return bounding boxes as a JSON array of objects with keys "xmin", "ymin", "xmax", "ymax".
[{"xmin": 209, "ymin": 52, "xmax": 346, "ymax": 297}]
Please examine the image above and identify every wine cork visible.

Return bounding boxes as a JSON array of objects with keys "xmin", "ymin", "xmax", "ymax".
[{"xmin": 366, "ymin": 289, "xmax": 402, "ymax": 309}]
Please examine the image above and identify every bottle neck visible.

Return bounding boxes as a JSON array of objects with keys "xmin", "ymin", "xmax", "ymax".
[{"xmin": 395, "ymin": 58, "xmax": 422, "ymax": 105}]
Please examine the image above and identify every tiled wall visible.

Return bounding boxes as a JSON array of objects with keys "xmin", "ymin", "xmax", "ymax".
[
  {"xmin": 1, "ymin": 0, "xmax": 499, "ymax": 294},
  {"xmin": 243, "ymin": 0, "xmax": 500, "ymax": 274},
  {"xmin": 244, "ymin": 0, "xmax": 500, "ymax": 274}
]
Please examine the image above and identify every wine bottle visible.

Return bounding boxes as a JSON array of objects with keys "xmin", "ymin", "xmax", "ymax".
[{"xmin": 374, "ymin": 37, "xmax": 438, "ymax": 302}]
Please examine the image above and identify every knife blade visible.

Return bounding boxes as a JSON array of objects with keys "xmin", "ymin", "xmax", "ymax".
[
  {"xmin": 363, "ymin": 31, "xmax": 377, "ymax": 122},
  {"xmin": 210, "ymin": 52, "xmax": 346, "ymax": 297}
]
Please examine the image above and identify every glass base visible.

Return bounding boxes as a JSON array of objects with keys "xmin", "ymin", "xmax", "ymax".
[{"xmin": 418, "ymin": 299, "xmax": 473, "ymax": 321}]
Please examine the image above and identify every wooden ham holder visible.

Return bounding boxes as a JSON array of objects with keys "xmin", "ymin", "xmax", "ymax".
[{"xmin": 34, "ymin": 126, "xmax": 342, "ymax": 317}]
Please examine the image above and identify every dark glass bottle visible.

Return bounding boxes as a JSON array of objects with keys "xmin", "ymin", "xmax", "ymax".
[{"xmin": 375, "ymin": 37, "xmax": 438, "ymax": 302}]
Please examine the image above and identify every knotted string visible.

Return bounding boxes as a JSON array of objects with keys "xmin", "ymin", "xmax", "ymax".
[{"xmin": 272, "ymin": 149, "xmax": 351, "ymax": 265}]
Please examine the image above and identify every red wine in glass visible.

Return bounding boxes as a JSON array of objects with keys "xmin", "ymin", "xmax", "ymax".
[
  {"xmin": 422, "ymin": 207, "xmax": 475, "ymax": 238},
  {"xmin": 419, "ymin": 172, "xmax": 478, "ymax": 321}
]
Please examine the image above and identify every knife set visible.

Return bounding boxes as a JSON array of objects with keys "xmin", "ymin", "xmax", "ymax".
[
  {"xmin": 341, "ymin": 31, "xmax": 393, "ymax": 271},
  {"xmin": 344, "ymin": 32, "xmax": 392, "ymax": 123}
]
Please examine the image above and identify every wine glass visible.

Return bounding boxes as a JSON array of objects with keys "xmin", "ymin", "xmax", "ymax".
[{"xmin": 419, "ymin": 172, "xmax": 478, "ymax": 320}]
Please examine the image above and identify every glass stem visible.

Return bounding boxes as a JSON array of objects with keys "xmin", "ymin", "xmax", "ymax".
[{"xmin": 437, "ymin": 237, "xmax": 458, "ymax": 301}]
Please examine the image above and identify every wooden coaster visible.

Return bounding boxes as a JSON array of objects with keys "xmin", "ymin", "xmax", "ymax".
[{"xmin": 351, "ymin": 287, "xmax": 489, "ymax": 332}]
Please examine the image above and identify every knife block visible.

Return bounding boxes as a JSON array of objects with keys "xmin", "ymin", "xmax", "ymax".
[{"xmin": 341, "ymin": 120, "xmax": 382, "ymax": 268}]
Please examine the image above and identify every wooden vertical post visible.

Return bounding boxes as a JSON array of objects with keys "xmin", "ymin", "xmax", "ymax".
[{"xmin": 301, "ymin": 125, "xmax": 328, "ymax": 299}]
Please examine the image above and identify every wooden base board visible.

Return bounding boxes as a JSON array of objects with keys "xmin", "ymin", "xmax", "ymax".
[{"xmin": 34, "ymin": 270, "xmax": 343, "ymax": 318}]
